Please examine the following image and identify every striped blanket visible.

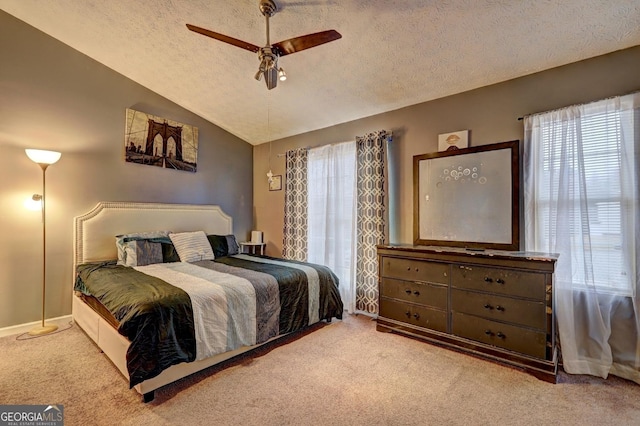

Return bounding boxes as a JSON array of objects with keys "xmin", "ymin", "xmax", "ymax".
[{"xmin": 75, "ymin": 255, "xmax": 343, "ymax": 387}]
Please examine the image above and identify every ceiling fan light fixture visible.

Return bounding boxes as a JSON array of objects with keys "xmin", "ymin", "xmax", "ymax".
[{"xmin": 187, "ymin": 0, "xmax": 342, "ymax": 90}]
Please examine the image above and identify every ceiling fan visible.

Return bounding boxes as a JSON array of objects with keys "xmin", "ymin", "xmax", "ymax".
[{"xmin": 187, "ymin": 0, "xmax": 341, "ymax": 90}]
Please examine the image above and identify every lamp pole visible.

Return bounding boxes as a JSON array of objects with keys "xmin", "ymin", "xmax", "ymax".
[
  {"xmin": 25, "ymin": 149, "xmax": 61, "ymax": 336},
  {"xmin": 43, "ymin": 164, "xmax": 54, "ymax": 331}
]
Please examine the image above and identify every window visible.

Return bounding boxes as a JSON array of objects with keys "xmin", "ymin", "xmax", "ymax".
[
  {"xmin": 283, "ymin": 131, "xmax": 389, "ymax": 314},
  {"xmin": 525, "ymin": 95, "xmax": 638, "ymax": 296},
  {"xmin": 307, "ymin": 142, "xmax": 357, "ymax": 308}
]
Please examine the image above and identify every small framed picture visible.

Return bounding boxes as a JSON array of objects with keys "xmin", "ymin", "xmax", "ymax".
[
  {"xmin": 269, "ymin": 175, "xmax": 282, "ymax": 191},
  {"xmin": 438, "ymin": 130, "xmax": 469, "ymax": 152}
]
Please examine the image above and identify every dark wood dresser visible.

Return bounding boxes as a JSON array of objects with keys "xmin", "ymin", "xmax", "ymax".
[{"xmin": 377, "ymin": 244, "xmax": 558, "ymax": 382}]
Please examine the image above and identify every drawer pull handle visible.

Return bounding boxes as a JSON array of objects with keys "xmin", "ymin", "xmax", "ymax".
[
  {"xmin": 405, "ymin": 289, "xmax": 412, "ymax": 294},
  {"xmin": 413, "ymin": 290, "xmax": 420, "ymax": 296},
  {"xmin": 407, "ymin": 267, "xmax": 411, "ymax": 271},
  {"xmin": 496, "ymin": 278, "xmax": 505, "ymax": 284},
  {"xmin": 483, "ymin": 304, "xmax": 493, "ymax": 310},
  {"xmin": 484, "ymin": 330, "xmax": 493, "ymax": 336},
  {"xmin": 496, "ymin": 332, "xmax": 506, "ymax": 339},
  {"xmin": 405, "ymin": 311, "xmax": 411, "ymax": 317},
  {"xmin": 496, "ymin": 305, "xmax": 505, "ymax": 312},
  {"xmin": 415, "ymin": 268, "xmax": 419, "ymax": 272},
  {"xmin": 413, "ymin": 313, "xmax": 420, "ymax": 320},
  {"xmin": 484, "ymin": 277, "xmax": 493, "ymax": 283}
]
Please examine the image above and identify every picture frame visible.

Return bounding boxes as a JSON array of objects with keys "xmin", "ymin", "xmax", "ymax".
[
  {"xmin": 269, "ymin": 175, "xmax": 282, "ymax": 191},
  {"xmin": 438, "ymin": 130, "xmax": 469, "ymax": 152},
  {"xmin": 124, "ymin": 108, "xmax": 198, "ymax": 172},
  {"xmin": 413, "ymin": 140, "xmax": 520, "ymax": 251}
]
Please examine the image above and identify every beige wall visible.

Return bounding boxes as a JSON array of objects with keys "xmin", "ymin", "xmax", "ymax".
[
  {"xmin": 253, "ymin": 46, "xmax": 640, "ymax": 257},
  {"xmin": 0, "ymin": 11, "xmax": 253, "ymax": 328}
]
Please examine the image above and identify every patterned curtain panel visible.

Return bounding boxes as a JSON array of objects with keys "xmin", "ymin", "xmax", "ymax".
[
  {"xmin": 282, "ymin": 147, "xmax": 309, "ymax": 261},
  {"xmin": 355, "ymin": 130, "xmax": 389, "ymax": 314}
]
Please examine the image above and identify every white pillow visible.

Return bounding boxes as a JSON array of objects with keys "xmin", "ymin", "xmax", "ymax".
[{"xmin": 169, "ymin": 231, "xmax": 215, "ymax": 262}]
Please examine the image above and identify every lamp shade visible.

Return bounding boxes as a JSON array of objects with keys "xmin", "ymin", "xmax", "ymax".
[
  {"xmin": 25, "ymin": 149, "xmax": 61, "ymax": 165},
  {"xmin": 278, "ymin": 67, "xmax": 287, "ymax": 81}
]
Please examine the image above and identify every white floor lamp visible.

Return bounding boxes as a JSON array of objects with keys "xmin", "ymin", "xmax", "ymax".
[{"xmin": 25, "ymin": 149, "xmax": 61, "ymax": 336}]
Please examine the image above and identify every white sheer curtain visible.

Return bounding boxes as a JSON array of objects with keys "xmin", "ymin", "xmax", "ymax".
[
  {"xmin": 524, "ymin": 93, "xmax": 639, "ymax": 384},
  {"xmin": 307, "ymin": 141, "xmax": 357, "ymax": 313}
]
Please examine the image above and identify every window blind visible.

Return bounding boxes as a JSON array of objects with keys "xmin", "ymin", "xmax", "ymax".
[{"xmin": 537, "ymin": 109, "xmax": 632, "ymax": 294}]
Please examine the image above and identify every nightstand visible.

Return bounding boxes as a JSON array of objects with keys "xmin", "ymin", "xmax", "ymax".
[{"xmin": 239, "ymin": 242, "xmax": 266, "ymax": 255}]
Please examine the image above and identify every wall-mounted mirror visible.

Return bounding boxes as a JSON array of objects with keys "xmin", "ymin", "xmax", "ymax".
[{"xmin": 413, "ymin": 140, "xmax": 520, "ymax": 251}]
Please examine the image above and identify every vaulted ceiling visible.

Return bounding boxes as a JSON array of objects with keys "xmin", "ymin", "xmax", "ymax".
[{"xmin": 2, "ymin": 0, "xmax": 639, "ymax": 145}]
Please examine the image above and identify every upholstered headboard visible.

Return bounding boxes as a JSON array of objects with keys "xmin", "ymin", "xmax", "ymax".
[{"xmin": 73, "ymin": 202, "xmax": 233, "ymax": 268}]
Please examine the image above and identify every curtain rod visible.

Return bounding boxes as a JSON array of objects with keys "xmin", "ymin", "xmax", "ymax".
[
  {"xmin": 276, "ymin": 147, "xmax": 309, "ymax": 158},
  {"xmin": 274, "ymin": 131, "xmax": 393, "ymax": 157},
  {"xmin": 516, "ymin": 89, "xmax": 640, "ymax": 121}
]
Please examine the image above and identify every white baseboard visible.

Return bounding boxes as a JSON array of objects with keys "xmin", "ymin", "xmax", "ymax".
[{"xmin": 0, "ymin": 315, "xmax": 73, "ymax": 338}]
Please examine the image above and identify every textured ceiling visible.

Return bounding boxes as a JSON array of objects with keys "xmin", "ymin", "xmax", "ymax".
[{"xmin": 2, "ymin": 0, "xmax": 639, "ymax": 145}]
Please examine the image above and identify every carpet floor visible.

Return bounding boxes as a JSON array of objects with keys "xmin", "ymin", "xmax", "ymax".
[{"xmin": 1, "ymin": 314, "xmax": 639, "ymax": 425}]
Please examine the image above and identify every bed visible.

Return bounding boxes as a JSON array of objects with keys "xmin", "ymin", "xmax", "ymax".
[{"xmin": 72, "ymin": 202, "xmax": 343, "ymax": 402}]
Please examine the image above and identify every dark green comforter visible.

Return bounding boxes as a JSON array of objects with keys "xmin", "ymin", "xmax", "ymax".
[{"xmin": 75, "ymin": 255, "xmax": 343, "ymax": 388}]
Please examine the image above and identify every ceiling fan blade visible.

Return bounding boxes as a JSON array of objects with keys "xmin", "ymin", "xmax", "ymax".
[
  {"xmin": 186, "ymin": 24, "xmax": 260, "ymax": 53},
  {"xmin": 272, "ymin": 30, "xmax": 341, "ymax": 56}
]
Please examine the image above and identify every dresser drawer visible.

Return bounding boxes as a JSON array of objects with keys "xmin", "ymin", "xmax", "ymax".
[
  {"xmin": 380, "ymin": 278, "xmax": 448, "ymax": 309},
  {"xmin": 451, "ymin": 289, "xmax": 546, "ymax": 330},
  {"xmin": 380, "ymin": 299, "xmax": 447, "ymax": 333},
  {"xmin": 381, "ymin": 257, "xmax": 449, "ymax": 285},
  {"xmin": 452, "ymin": 312, "xmax": 547, "ymax": 359},
  {"xmin": 451, "ymin": 264, "xmax": 546, "ymax": 300}
]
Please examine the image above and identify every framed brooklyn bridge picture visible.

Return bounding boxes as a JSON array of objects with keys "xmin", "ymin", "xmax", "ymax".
[{"xmin": 124, "ymin": 108, "xmax": 199, "ymax": 172}]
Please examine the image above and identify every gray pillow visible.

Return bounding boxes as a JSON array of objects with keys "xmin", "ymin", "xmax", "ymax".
[
  {"xmin": 225, "ymin": 235, "xmax": 240, "ymax": 255},
  {"xmin": 124, "ymin": 240, "xmax": 163, "ymax": 267},
  {"xmin": 115, "ymin": 230, "xmax": 170, "ymax": 266}
]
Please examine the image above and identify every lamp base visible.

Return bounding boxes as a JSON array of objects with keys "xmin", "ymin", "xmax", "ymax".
[{"xmin": 28, "ymin": 324, "xmax": 58, "ymax": 336}]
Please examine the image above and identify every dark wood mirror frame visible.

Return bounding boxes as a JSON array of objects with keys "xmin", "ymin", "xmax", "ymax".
[{"xmin": 413, "ymin": 140, "xmax": 520, "ymax": 251}]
